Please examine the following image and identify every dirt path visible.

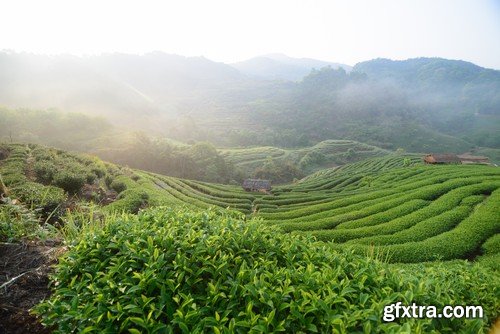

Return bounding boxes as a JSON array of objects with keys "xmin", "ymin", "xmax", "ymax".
[{"xmin": 0, "ymin": 241, "xmax": 64, "ymax": 334}]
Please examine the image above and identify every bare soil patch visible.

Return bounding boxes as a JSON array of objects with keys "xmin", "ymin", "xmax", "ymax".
[{"xmin": 0, "ymin": 240, "xmax": 64, "ymax": 334}]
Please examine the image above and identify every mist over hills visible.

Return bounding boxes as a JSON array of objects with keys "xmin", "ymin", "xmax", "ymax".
[
  {"xmin": 231, "ymin": 53, "xmax": 352, "ymax": 81},
  {"xmin": 0, "ymin": 51, "xmax": 499, "ymax": 154},
  {"xmin": 0, "ymin": 51, "xmax": 246, "ymax": 130},
  {"xmin": 354, "ymin": 57, "xmax": 500, "ymax": 116}
]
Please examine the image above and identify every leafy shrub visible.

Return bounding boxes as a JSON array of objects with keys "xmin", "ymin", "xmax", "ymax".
[
  {"xmin": 91, "ymin": 166, "xmax": 106, "ymax": 178},
  {"xmin": 0, "ymin": 157, "xmax": 27, "ymax": 186},
  {"xmin": 85, "ymin": 172, "xmax": 96, "ymax": 184},
  {"xmin": 53, "ymin": 170, "xmax": 86, "ymax": 194},
  {"xmin": 481, "ymin": 234, "xmax": 500, "ymax": 256},
  {"xmin": 34, "ymin": 160, "xmax": 56, "ymax": 183},
  {"xmin": 348, "ymin": 189, "xmax": 500, "ymax": 263},
  {"xmin": 10, "ymin": 182, "xmax": 66, "ymax": 213},
  {"xmin": 104, "ymin": 174, "xmax": 115, "ymax": 188},
  {"xmin": 477, "ymin": 253, "xmax": 500, "ymax": 271},
  {"xmin": 308, "ymin": 181, "xmax": 499, "ymax": 243},
  {"xmin": 299, "ymin": 151, "xmax": 326, "ymax": 169},
  {"xmin": 351, "ymin": 205, "xmax": 474, "ymax": 246},
  {"xmin": 0, "ymin": 200, "xmax": 51, "ymax": 241},
  {"xmin": 107, "ymin": 189, "xmax": 149, "ymax": 213},
  {"xmin": 110, "ymin": 180, "xmax": 127, "ymax": 193},
  {"xmin": 36, "ymin": 208, "xmax": 499, "ymax": 333},
  {"xmin": 1, "ymin": 173, "xmax": 28, "ymax": 186}
]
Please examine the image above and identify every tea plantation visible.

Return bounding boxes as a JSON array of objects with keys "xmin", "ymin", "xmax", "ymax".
[
  {"xmin": 220, "ymin": 139, "xmax": 389, "ymax": 177},
  {"xmin": 1, "ymin": 143, "xmax": 499, "ymax": 332}
]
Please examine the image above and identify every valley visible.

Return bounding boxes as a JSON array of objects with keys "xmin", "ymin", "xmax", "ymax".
[{"xmin": 2, "ymin": 1, "xmax": 499, "ymax": 332}]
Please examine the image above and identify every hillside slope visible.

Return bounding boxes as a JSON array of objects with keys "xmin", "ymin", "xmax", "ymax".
[
  {"xmin": 1, "ymin": 54, "xmax": 499, "ymax": 152},
  {"xmin": 353, "ymin": 57, "xmax": 500, "ymax": 147},
  {"xmin": 220, "ymin": 140, "xmax": 389, "ymax": 182},
  {"xmin": 1, "ymin": 143, "xmax": 499, "ymax": 333},
  {"xmin": 1, "ymin": 143, "xmax": 498, "ymax": 264},
  {"xmin": 0, "ymin": 144, "xmax": 500, "ymax": 333}
]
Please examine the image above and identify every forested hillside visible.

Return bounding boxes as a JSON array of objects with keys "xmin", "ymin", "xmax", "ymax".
[
  {"xmin": 354, "ymin": 58, "xmax": 500, "ymax": 147},
  {"xmin": 0, "ymin": 108, "xmax": 395, "ymax": 183},
  {"xmin": 1, "ymin": 53, "xmax": 499, "ymax": 153}
]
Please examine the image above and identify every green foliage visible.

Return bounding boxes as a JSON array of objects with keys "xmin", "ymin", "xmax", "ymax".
[
  {"xmin": 57, "ymin": 204, "xmax": 111, "ymax": 243},
  {"xmin": 10, "ymin": 182, "xmax": 67, "ymax": 213},
  {"xmin": 30, "ymin": 146, "xmax": 103, "ymax": 193},
  {"xmin": 0, "ymin": 143, "xmax": 498, "ymax": 333},
  {"xmin": 254, "ymin": 159, "xmax": 304, "ymax": 184},
  {"xmin": 222, "ymin": 140, "xmax": 389, "ymax": 184},
  {"xmin": 110, "ymin": 180, "xmax": 127, "ymax": 193},
  {"xmin": 34, "ymin": 160, "xmax": 56, "ymax": 183},
  {"xmin": 0, "ymin": 199, "xmax": 53, "ymax": 242},
  {"xmin": 477, "ymin": 253, "xmax": 500, "ymax": 271},
  {"xmin": 104, "ymin": 174, "xmax": 115, "ymax": 188},
  {"xmin": 331, "ymin": 187, "xmax": 500, "ymax": 263},
  {"xmin": 481, "ymin": 233, "xmax": 500, "ymax": 256},
  {"xmin": 0, "ymin": 146, "xmax": 28, "ymax": 186},
  {"xmin": 36, "ymin": 207, "xmax": 499, "ymax": 333},
  {"xmin": 0, "ymin": 107, "xmax": 110, "ymax": 151},
  {"xmin": 96, "ymin": 134, "xmax": 239, "ymax": 184},
  {"xmin": 107, "ymin": 189, "xmax": 149, "ymax": 213},
  {"xmin": 53, "ymin": 170, "xmax": 86, "ymax": 194},
  {"xmin": 2, "ymin": 142, "xmax": 499, "ymax": 268}
]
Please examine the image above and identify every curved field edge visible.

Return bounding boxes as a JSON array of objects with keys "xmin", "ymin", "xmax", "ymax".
[
  {"xmin": 35, "ymin": 207, "xmax": 500, "ymax": 333},
  {"xmin": 2, "ymin": 142, "xmax": 499, "ymax": 265}
]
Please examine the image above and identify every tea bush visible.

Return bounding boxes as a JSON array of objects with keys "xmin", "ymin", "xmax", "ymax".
[
  {"xmin": 36, "ymin": 207, "xmax": 499, "ymax": 333},
  {"xmin": 53, "ymin": 170, "xmax": 86, "ymax": 194},
  {"xmin": 481, "ymin": 234, "xmax": 500, "ymax": 256},
  {"xmin": 347, "ymin": 189, "xmax": 500, "ymax": 263},
  {"xmin": 10, "ymin": 181, "xmax": 67, "ymax": 213},
  {"xmin": 0, "ymin": 199, "xmax": 50, "ymax": 241},
  {"xmin": 110, "ymin": 179, "xmax": 127, "ymax": 193},
  {"xmin": 106, "ymin": 189, "xmax": 150, "ymax": 213},
  {"xmin": 34, "ymin": 160, "xmax": 56, "ymax": 183}
]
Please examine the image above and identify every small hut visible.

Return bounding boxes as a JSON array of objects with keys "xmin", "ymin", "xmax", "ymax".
[
  {"xmin": 423, "ymin": 154, "xmax": 460, "ymax": 164},
  {"xmin": 242, "ymin": 179, "xmax": 271, "ymax": 192},
  {"xmin": 458, "ymin": 154, "xmax": 490, "ymax": 165}
]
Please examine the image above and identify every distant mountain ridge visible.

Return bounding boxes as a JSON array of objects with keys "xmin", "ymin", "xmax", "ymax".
[
  {"xmin": 354, "ymin": 57, "xmax": 500, "ymax": 94},
  {"xmin": 0, "ymin": 52, "xmax": 499, "ymax": 153},
  {"xmin": 231, "ymin": 53, "xmax": 351, "ymax": 81}
]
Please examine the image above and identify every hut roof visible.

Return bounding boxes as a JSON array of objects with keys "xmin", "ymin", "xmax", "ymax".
[
  {"xmin": 242, "ymin": 179, "xmax": 271, "ymax": 190},
  {"xmin": 424, "ymin": 154, "xmax": 461, "ymax": 163}
]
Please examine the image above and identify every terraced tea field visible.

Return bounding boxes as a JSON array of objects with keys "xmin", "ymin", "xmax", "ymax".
[
  {"xmin": 220, "ymin": 139, "xmax": 389, "ymax": 175},
  {"xmin": 2, "ymin": 143, "xmax": 499, "ymax": 332},
  {"xmin": 2, "ymin": 143, "xmax": 498, "ymax": 264},
  {"xmin": 121, "ymin": 155, "xmax": 499, "ymax": 264}
]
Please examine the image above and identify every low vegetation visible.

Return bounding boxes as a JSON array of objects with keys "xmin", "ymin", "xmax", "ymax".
[
  {"xmin": 35, "ymin": 208, "xmax": 499, "ymax": 333},
  {"xmin": 0, "ymin": 143, "xmax": 498, "ymax": 332}
]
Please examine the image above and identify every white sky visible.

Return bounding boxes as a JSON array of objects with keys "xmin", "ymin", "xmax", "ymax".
[{"xmin": 1, "ymin": 0, "xmax": 499, "ymax": 68}]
